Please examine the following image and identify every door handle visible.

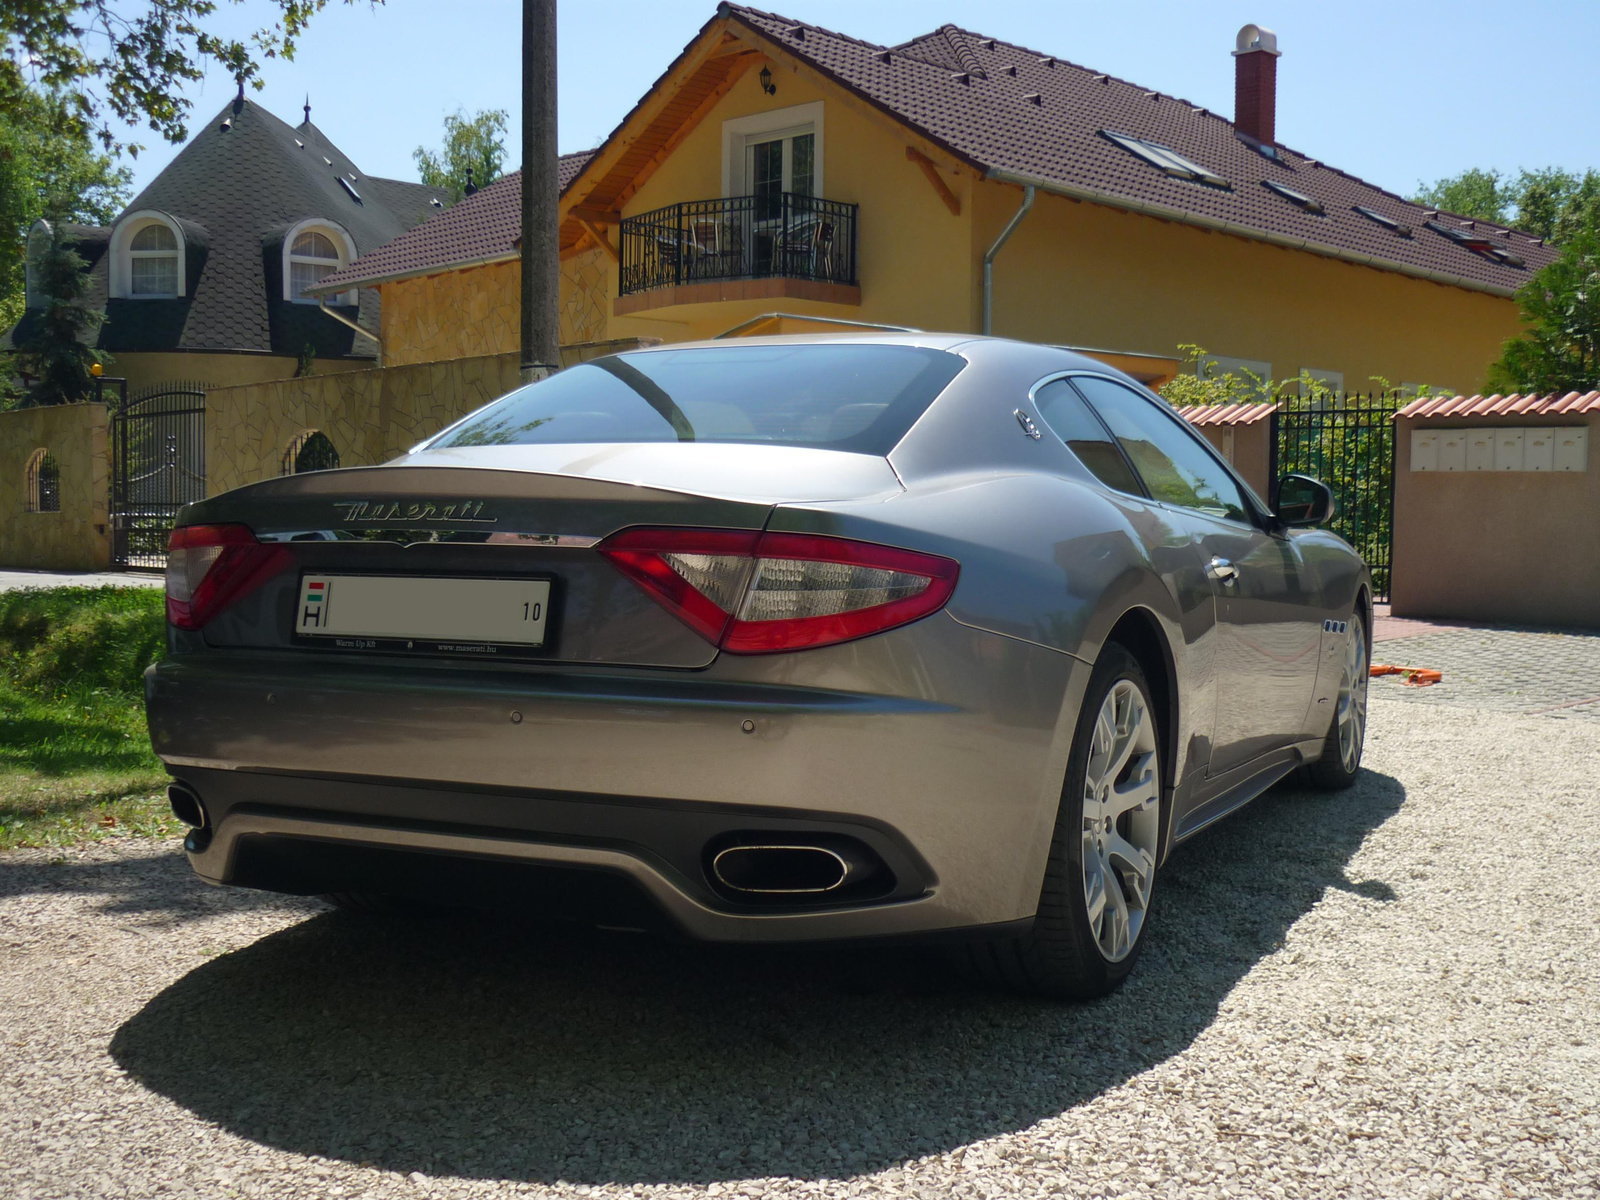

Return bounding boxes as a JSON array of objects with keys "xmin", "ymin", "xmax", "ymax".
[{"xmin": 1207, "ymin": 556, "xmax": 1239, "ymax": 584}]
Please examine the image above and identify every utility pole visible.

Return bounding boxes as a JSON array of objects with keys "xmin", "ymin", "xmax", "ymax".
[{"xmin": 521, "ymin": 0, "xmax": 559, "ymax": 383}]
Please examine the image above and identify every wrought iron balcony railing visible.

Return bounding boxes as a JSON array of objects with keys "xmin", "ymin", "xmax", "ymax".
[{"xmin": 619, "ymin": 193, "xmax": 858, "ymax": 298}]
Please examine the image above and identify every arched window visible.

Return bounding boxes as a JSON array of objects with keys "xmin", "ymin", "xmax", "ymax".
[
  {"xmin": 110, "ymin": 211, "xmax": 186, "ymax": 298},
  {"xmin": 24, "ymin": 449, "xmax": 61, "ymax": 513},
  {"xmin": 282, "ymin": 219, "xmax": 356, "ymax": 304},
  {"xmin": 24, "ymin": 220, "xmax": 51, "ymax": 309},
  {"xmin": 129, "ymin": 224, "xmax": 179, "ymax": 294},
  {"xmin": 281, "ymin": 430, "xmax": 341, "ymax": 475}
]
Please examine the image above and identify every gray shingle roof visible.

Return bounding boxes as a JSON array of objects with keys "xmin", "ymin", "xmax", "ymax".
[
  {"xmin": 309, "ymin": 152, "xmax": 595, "ymax": 293},
  {"xmin": 8, "ymin": 97, "xmax": 448, "ymax": 360}
]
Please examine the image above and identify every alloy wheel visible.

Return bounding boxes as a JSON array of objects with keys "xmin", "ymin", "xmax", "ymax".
[
  {"xmin": 1080, "ymin": 679, "xmax": 1161, "ymax": 963},
  {"xmin": 1336, "ymin": 619, "xmax": 1369, "ymax": 773}
]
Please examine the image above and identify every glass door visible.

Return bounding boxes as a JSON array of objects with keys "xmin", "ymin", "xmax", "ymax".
[{"xmin": 745, "ymin": 131, "xmax": 814, "ymax": 274}]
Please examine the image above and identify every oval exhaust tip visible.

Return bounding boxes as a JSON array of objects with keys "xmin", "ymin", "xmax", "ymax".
[
  {"xmin": 711, "ymin": 845, "xmax": 852, "ymax": 894},
  {"xmin": 167, "ymin": 783, "xmax": 207, "ymax": 830}
]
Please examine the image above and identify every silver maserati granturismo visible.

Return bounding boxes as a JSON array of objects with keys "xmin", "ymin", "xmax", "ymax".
[{"xmin": 146, "ymin": 334, "xmax": 1370, "ymax": 998}]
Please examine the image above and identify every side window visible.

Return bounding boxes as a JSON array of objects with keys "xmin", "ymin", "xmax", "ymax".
[
  {"xmin": 1073, "ymin": 377, "xmax": 1248, "ymax": 522},
  {"xmin": 1033, "ymin": 379, "xmax": 1144, "ymax": 496}
]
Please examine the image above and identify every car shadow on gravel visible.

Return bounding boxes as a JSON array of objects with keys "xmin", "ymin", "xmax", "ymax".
[
  {"xmin": 0, "ymin": 845, "xmax": 315, "ymax": 921},
  {"xmin": 110, "ymin": 769, "xmax": 1405, "ymax": 1186}
]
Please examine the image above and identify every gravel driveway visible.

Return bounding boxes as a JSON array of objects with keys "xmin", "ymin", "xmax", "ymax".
[{"xmin": 3, "ymin": 689, "xmax": 1597, "ymax": 1200}]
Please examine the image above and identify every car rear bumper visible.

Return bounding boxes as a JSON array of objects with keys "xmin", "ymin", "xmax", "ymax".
[{"xmin": 146, "ymin": 615, "xmax": 1088, "ymax": 940}]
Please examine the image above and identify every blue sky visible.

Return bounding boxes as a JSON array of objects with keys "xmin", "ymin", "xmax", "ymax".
[{"xmin": 119, "ymin": 0, "xmax": 1600, "ymax": 203}]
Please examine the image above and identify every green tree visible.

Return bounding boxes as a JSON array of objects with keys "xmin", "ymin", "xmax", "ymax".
[
  {"xmin": 1413, "ymin": 167, "xmax": 1508, "ymax": 225},
  {"xmin": 1, "ymin": 1, "xmax": 381, "ymax": 152},
  {"xmin": 0, "ymin": 66, "xmax": 131, "ymax": 329},
  {"xmin": 1506, "ymin": 168, "xmax": 1600, "ymax": 246},
  {"xmin": 1488, "ymin": 224, "xmax": 1600, "ymax": 394},
  {"xmin": 14, "ymin": 219, "xmax": 106, "ymax": 404},
  {"xmin": 1413, "ymin": 165, "xmax": 1600, "ymax": 246},
  {"xmin": 413, "ymin": 108, "xmax": 508, "ymax": 203}
]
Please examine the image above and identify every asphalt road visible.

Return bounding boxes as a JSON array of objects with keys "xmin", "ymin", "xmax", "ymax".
[{"xmin": 2, "ymin": 688, "xmax": 1597, "ymax": 1200}]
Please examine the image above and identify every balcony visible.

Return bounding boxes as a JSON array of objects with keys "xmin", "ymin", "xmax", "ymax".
[{"xmin": 616, "ymin": 193, "xmax": 859, "ymax": 315}]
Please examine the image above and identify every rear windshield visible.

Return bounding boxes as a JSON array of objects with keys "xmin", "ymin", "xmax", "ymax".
[{"xmin": 429, "ymin": 344, "xmax": 966, "ymax": 455}]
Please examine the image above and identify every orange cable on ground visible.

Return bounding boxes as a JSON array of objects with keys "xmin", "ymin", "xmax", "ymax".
[{"xmin": 1370, "ymin": 663, "xmax": 1443, "ymax": 687}]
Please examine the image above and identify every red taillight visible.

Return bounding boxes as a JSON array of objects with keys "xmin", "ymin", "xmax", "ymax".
[
  {"xmin": 598, "ymin": 527, "xmax": 959, "ymax": 654},
  {"xmin": 165, "ymin": 524, "xmax": 292, "ymax": 630}
]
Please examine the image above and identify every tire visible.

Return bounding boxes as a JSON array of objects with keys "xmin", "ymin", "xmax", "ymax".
[
  {"xmin": 1305, "ymin": 608, "xmax": 1369, "ymax": 791},
  {"xmin": 966, "ymin": 643, "xmax": 1164, "ymax": 1000}
]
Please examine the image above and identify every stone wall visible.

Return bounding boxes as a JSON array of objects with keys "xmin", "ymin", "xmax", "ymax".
[
  {"xmin": 377, "ymin": 249, "xmax": 612, "ymax": 368},
  {"xmin": 206, "ymin": 339, "xmax": 656, "ymax": 497},
  {"xmin": 0, "ymin": 403, "xmax": 111, "ymax": 570}
]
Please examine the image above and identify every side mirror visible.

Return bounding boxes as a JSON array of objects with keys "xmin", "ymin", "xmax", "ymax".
[{"xmin": 1273, "ymin": 473, "xmax": 1335, "ymax": 527}]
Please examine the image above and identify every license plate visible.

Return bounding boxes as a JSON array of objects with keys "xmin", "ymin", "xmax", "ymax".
[{"xmin": 295, "ymin": 575, "xmax": 551, "ymax": 649}]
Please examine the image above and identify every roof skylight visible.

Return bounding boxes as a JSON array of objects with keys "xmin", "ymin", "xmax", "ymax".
[
  {"xmin": 1262, "ymin": 179, "xmax": 1324, "ymax": 214},
  {"xmin": 1100, "ymin": 130, "xmax": 1230, "ymax": 188},
  {"xmin": 338, "ymin": 177, "xmax": 362, "ymax": 204},
  {"xmin": 1424, "ymin": 219, "xmax": 1525, "ymax": 267},
  {"xmin": 1425, "ymin": 219, "xmax": 1494, "ymax": 252},
  {"xmin": 1353, "ymin": 205, "xmax": 1413, "ymax": 237}
]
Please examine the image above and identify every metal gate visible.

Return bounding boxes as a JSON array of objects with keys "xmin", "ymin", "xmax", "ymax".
[
  {"xmin": 109, "ymin": 382, "xmax": 207, "ymax": 570},
  {"xmin": 1274, "ymin": 393, "xmax": 1400, "ymax": 601}
]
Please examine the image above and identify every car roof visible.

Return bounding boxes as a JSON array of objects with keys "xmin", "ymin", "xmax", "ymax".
[{"xmin": 614, "ymin": 332, "xmax": 1119, "ymax": 376}]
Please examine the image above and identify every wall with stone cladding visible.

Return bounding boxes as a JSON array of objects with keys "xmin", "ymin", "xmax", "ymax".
[
  {"xmin": 206, "ymin": 339, "xmax": 658, "ymax": 497},
  {"xmin": 378, "ymin": 249, "xmax": 612, "ymax": 368},
  {"xmin": 560, "ymin": 248, "xmax": 611, "ymax": 345},
  {"xmin": 378, "ymin": 263, "xmax": 519, "ymax": 368},
  {"xmin": 0, "ymin": 403, "xmax": 111, "ymax": 570}
]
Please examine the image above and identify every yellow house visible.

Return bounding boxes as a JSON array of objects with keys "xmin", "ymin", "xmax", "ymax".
[{"xmin": 311, "ymin": 6, "xmax": 1554, "ymax": 395}]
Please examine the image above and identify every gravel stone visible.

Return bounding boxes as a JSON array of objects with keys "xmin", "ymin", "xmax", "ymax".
[{"xmin": 2, "ymin": 689, "xmax": 1597, "ymax": 1199}]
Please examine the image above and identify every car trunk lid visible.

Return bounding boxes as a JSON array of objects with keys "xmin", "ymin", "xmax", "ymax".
[{"xmin": 181, "ymin": 445, "xmax": 902, "ymax": 669}]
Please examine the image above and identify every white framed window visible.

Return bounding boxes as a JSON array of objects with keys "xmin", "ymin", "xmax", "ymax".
[
  {"xmin": 130, "ymin": 224, "xmax": 179, "ymax": 295},
  {"xmin": 722, "ymin": 100, "xmax": 824, "ymax": 198},
  {"xmin": 282, "ymin": 218, "xmax": 356, "ymax": 304},
  {"xmin": 1101, "ymin": 130, "xmax": 1231, "ymax": 189},
  {"xmin": 109, "ymin": 211, "xmax": 186, "ymax": 299},
  {"xmin": 24, "ymin": 219, "xmax": 51, "ymax": 309}
]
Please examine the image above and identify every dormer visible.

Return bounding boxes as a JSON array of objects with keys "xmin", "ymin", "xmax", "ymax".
[
  {"xmin": 282, "ymin": 217, "xmax": 358, "ymax": 306},
  {"xmin": 23, "ymin": 219, "xmax": 51, "ymax": 308},
  {"xmin": 109, "ymin": 210, "xmax": 187, "ymax": 299}
]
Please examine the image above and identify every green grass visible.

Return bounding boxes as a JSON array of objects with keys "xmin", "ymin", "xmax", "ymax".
[{"xmin": 0, "ymin": 587, "xmax": 176, "ymax": 849}]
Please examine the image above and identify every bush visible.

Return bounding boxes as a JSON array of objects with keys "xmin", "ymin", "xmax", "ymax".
[{"xmin": 0, "ymin": 587, "xmax": 165, "ymax": 699}]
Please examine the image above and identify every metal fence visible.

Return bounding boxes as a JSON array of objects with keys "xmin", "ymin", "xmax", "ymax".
[
  {"xmin": 109, "ymin": 381, "xmax": 208, "ymax": 570},
  {"xmin": 619, "ymin": 193, "xmax": 858, "ymax": 297},
  {"xmin": 1273, "ymin": 393, "xmax": 1401, "ymax": 601}
]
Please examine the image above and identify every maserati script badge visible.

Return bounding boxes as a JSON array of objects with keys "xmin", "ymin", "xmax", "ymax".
[{"xmin": 331, "ymin": 500, "xmax": 497, "ymax": 524}]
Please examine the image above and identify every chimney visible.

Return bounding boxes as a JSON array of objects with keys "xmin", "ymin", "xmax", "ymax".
[{"xmin": 1233, "ymin": 24, "xmax": 1280, "ymax": 145}]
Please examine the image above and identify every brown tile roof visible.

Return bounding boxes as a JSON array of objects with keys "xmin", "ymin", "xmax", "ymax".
[
  {"xmin": 1396, "ymin": 392, "xmax": 1600, "ymax": 420},
  {"xmin": 1178, "ymin": 401, "xmax": 1278, "ymax": 427},
  {"xmin": 319, "ymin": 5, "xmax": 1559, "ymax": 296},
  {"xmin": 719, "ymin": 6, "xmax": 1555, "ymax": 295},
  {"xmin": 309, "ymin": 151, "xmax": 594, "ymax": 292}
]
